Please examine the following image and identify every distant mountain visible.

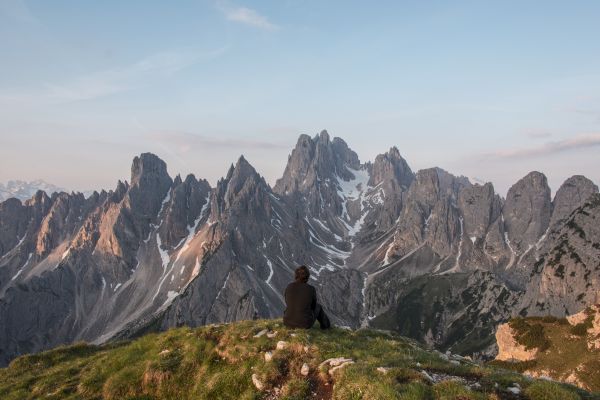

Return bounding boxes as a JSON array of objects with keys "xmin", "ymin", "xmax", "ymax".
[
  {"xmin": 0, "ymin": 180, "xmax": 66, "ymax": 202},
  {"xmin": 0, "ymin": 130, "xmax": 599, "ymax": 368}
]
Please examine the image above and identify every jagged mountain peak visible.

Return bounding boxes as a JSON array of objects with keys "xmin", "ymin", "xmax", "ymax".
[
  {"xmin": 130, "ymin": 152, "xmax": 170, "ymax": 186},
  {"xmin": 550, "ymin": 175, "xmax": 599, "ymax": 228},
  {"xmin": 503, "ymin": 170, "xmax": 552, "ymax": 254},
  {"xmin": 369, "ymin": 146, "xmax": 413, "ymax": 188},
  {"xmin": 274, "ymin": 131, "xmax": 360, "ymax": 196}
]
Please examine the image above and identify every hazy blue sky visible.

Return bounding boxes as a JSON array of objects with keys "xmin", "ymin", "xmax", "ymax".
[{"xmin": 1, "ymin": 0, "xmax": 599, "ymax": 196}]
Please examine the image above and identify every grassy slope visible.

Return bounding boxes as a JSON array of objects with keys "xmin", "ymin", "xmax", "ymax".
[{"xmin": 0, "ymin": 319, "xmax": 596, "ymax": 400}]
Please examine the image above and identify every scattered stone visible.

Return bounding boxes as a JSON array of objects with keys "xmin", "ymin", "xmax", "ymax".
[
  {"xmin": 329, "ymin": 361, "xmax": 354, "ymax": 375},
  {"xmin": 450, "ymin": 360, "xmax": 460, "ymax": 366},
  {"xmin": 290, "ymin": 333, "xmax": 297, "ymax": 337},
  {"xmin": 159, "ymin": 349, "xmax": 170, "ymax": 355},
  {"xmin": 420, "ymin": 370, "xmax": 434, "ymax": 382},
  {"xmin": 303, "ymin": 345, "xmax": 309, "ymax": 352},
  {"xmin": 252, "ymin": 374, "xmax": 264, "ymax": 391},
  {"xmin": 301, "ymin": 363, "xmax": 310, "ymax": 376},
  {"xmin": 267, "ymin": 331, "xmax": 278, "ymax": 338},
  {"xmin": 377, "ymin": 367, "xmax": 391, "ymax": 374},
  {"xmin": 254, "ymin": 329, "xmax": 268, "ymax": 338},
  {"xmin": 319, "ymin": 357, "xmax": 353, "ymax": 368},
  {"xmin": 415, "ymin": 362, "xmax": 421, "ymax": 367},
  {"xmin": 507, "ymin": 386, "xmax": 521, "ymax": 394},
  {"xmin": 471, "ymin": 382, "xmax": 481, "ymax": 389},
  {"xmin": 264, "ymin": 351, "xmax": 273, "ymax": 362},
  {"xmin": 439, "ymin": 353, "xmax": 449, "ymax": 361},
  {"xmin": 276, "ymin": 341, "xmax": 288, "ymax": 350}
]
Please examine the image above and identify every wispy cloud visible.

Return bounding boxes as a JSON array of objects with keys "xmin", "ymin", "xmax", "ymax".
[
  {"xmin": 218, "ymin": 1, "xmax": 278, "ymax": 30},
  {"xmin": 0, "ymin": 47, "xmax": 228, "ymax": 104},
  {"xmin": 146, "ymin": 130, "xmax": 289, "ymax": 153},
  {"xmin": 484, "ymin": 133, "xmax": 600, "ymax": 160},
  {"xmin": 523, "ymin": 129, "xmax": 553, "ymax": 139}
]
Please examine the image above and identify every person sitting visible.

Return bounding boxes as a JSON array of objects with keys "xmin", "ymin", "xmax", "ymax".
[{"xmin": 283, "ymin": 265, "xmax": 331, "ymax": 329}]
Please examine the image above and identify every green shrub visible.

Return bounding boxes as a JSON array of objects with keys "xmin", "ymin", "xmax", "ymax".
[{"xmin": 508, "ymin": 319, "xmax": 551, "ymax": 351}]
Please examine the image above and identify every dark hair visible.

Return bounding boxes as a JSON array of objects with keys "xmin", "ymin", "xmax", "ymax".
[{"xmin": 295, "ymin": 265, "xmax": 310, "ymax": 283}]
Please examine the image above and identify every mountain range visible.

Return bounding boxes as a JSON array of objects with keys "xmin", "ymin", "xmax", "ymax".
[
  {"xmin": 0, "ymin": 130, "xmax": 599, "ymax": 367},
  {"xmin": 0, "ymin": 180, "xmax": 66, "ymax": 202}
]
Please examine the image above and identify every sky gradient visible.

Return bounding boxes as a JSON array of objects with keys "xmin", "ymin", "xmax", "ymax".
[{"xmin": 1, "ymin": 0, "xmax": 599, "ymax": 197}]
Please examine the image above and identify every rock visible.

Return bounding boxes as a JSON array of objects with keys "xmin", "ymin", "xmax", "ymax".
[
  {"xmin": 159, "ymin": 349, "xmax": 170, "ymax": 355},
  {"xmin": 550, "ymin": 176, "xmax": 598, "ymax": 228},
  {"xmin": 504, "ymin": 172, "xmax": 553, "ymax": 254},
  {"xmin": 301, "ymin": 363, "xmax": 310, "ymax": 376},
  {"xmin": 254, "ymin": 329, "xmax": 268, "ymax": 338},
  {"xmin": 507, "ymin": 386, "xmax": 520, "ymax": 394},
  {"xmin": 276, "ymin": 341, "xmax": 288, "ymax": 350},
  {"xmin": 377, "ymin": 367, "xmax": 391, "ymax": 374},
  {"xmin": 450, "ymin": 360, "xmax": 460, "ymax": 366},
  {"xmin": 251, "ymin": 373, "xmax": 264, "ymax": 391},
  {"xmin": 328, "ymin": 361, "xmax": 354, "ymax": 375},
  {"xmin": 319, "ymin": 357, "xmax": 354, "ymax": 368},
  {"xmin": 266, "ymin": 331, "xmax": 277, "ymax": 338},
  {"xmin": 420, "ymin": 370, "xmax": 434, "ymax": 382},
  {"xmin": 494, "ymin": 323, "xmax": 537, "ymax": 361},
  {"xmin": 264, "ymin": 351, "xmax": 273, "ymax": 362}
]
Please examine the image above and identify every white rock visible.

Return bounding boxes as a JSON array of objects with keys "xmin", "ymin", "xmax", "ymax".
[
  {"xmin": 267, "ymin": 331, "xmax": 278, "ymax": 338},
  {"xmin": 264, "ymin": 351, "xmax": 273, "ymax": 362},
  {"xmin": 450, "ymin": 360, "xmax": 460, "ymax": 366},
  {"xmin": 471, "ymin": 382, "xmax": 482, "ymax": 389},
  {"xmin": 328, "ymin": 361, "xmax": 354, "ymax": 375},
  {"xmin": 507, "ymin": 386, "xmax": 521, "ymax": 394},
  {"xmin": 254, "ymin": 329, "xmax": 268, "ymax": 338},
  {"xmin": 159, "ymin": 349, "xmax": 170, "ymax": 355},
  {"xmin": 377, "ymin": 367, "xmax": 391, "ymax": 374},
  {"xmin": 301, "ymin": 363, "xmax": 310, "ymax": 376},
  {"xmin": 420, "ymin": 370, "xmax": 433, "ymax": 382},
  {"xmin": 252, "ymin": 374, "xmax": 264, "ymax": 391},
  {"xmin": 319, "ymin": 357, "xmax": 353, "ymax": 368},
  {"xmin": 276, "ymin": 341, "xmax": 288, "ymax": 350},
  {"xmin": 416, "ymin": 362, "xmax": 421, "ymax": 367}
]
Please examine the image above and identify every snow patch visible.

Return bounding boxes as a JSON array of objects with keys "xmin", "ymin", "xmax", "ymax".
[
  {"xmin": 442, "ymin": 217, "xmax": 463, "ymax": 274},
  {"xmin": 11, "ymin": 253, "xmax": 32, "ymax": 281},
  {"xmin": 157, "ymin": 290, "xmax": 179, "ymax": 312},
  {"xmin": 173, "ymin": 193, "xmax": 210, "ymax": 265},
  {"xmin": 335, "ymin": 167, "xmax": 371, "ymax": 237}
]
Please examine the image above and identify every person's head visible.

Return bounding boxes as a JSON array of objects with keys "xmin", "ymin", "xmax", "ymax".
[{"xmin": 294, "ymin": 265, "xmax": 310, "ymax": 283}]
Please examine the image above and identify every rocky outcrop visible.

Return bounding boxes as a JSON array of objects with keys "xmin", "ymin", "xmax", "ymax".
[{"xmin": 495, "ymin": 323, "xmax": 537, "ymax": 361}]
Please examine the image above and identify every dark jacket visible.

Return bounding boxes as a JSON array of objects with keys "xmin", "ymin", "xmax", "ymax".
[{"xmin": 283, "ymin": 281, "xmax": 316, "ymax": 328}]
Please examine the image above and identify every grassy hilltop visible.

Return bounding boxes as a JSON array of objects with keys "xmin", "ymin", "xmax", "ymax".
[{"xmin": 0, "ymin": 319, "xmax": 597, "ymax": 400}]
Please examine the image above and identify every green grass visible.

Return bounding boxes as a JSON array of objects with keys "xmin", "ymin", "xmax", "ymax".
[{"xmin": 0, "ymin": 319, "xmax": 594, "ymax": 400}]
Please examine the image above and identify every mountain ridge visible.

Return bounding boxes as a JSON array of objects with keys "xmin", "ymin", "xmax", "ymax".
[{"xmin": 0, "ymin": 130, "xmax": 599, "ymax": 367}]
